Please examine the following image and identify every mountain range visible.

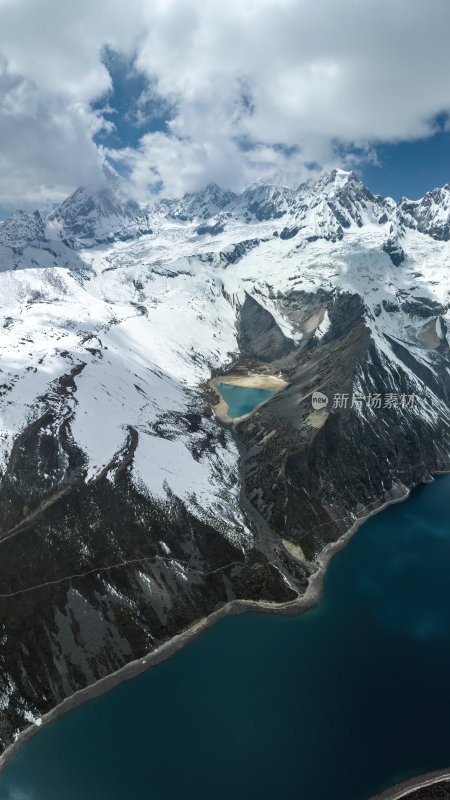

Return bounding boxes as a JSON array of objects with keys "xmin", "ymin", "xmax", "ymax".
[{"xmin": 0, "ymin": 168, "xmax": 449, "ymax": 752}]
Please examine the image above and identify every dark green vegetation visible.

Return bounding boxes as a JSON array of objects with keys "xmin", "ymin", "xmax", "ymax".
[
  {"xmin": 0, "ymin": 405, "xmax": 297, "ymax": 749},
  {"xmin": 1, "ymin": 476, "xmax": 449, "ymax": 800},
  {"xmin": 0, "ymin": 285, "xmax": 448, "ymax": 753}
]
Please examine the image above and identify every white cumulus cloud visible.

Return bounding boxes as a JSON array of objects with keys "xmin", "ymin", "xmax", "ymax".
[{"xmin": 1, "ymin": 0, "xmax": 450, "ymax": 209}]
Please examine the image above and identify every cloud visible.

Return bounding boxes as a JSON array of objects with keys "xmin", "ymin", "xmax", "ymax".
[
  {"xmin": 0, "ymin": 62, "xmax": 107, "ymax": 210},
  {"xmin": 1, "ymin": 0, "xmax": 450, "ymax": 208}
]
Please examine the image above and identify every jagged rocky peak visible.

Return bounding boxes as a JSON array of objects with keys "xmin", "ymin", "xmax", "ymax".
[
  {"xmin": 399, "ymin": 182, "xmax": 450, "ymax": 240},
  {"xmin": 45, "ymin": 159, "xmax": 149, "ymax": 245},
  {"xmin": 303, "ymin": 168, "xmax": 393, "ymax": 233},
  {"xmin": 0, "ymin": 209, "xmax": 46, "ymax": 247},
  {"xmin": 47, "ymin": 181, "xmax": 151, "ymax": 247},
  {"xmin": 4, "ymin": 168, "xmax": 450, "ymax": 257},
  {"xmin": 157, "ymin": 179, "xmax": 305, "ymax": 224},
  {"xmin": 312, "ymin": 168, "xmax": 375, "ymax": 208},
  {"xmin": 314, "ymin": 167, "xmax": 357, "ymax": 190},
  {"xmin": 194, "ymin": 181, "xmax": 238, "ymax": 209},
  {"xmin": 237, "ymin": 182, "xmax": 299, "ymax": 221},
  {"xmin": 160, "ymin": 182, "xmax": 238, "ymax": 221},
  {"xmin": 49, "ymin": 185, "xmax": 136, "ymax": 233}
]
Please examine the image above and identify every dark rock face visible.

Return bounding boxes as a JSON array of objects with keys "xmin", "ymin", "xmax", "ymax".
[
  {"xmin": 196, "ymin": 222, "xmax": 225, "ymax": 236},
  {"xmin": 382, "ymin": 300, "xmax": 400, "ymax": 313},
  {"xmin": 280, "ymin": 226, "xmax": 300, "ymax": 240},
  {"xmin": 327, "ymin": 201, "xmax": 351, "ymax": 229},
  {"xmin": 219, "ymin": 238, "xmax": 261, "ymax": 266},
  {"xmin": 0, "ymin": 397, "xmax": 303, "ymax": 748},
  {"xmin": 233, "ymin": 290, "xmax": 450, "ymax": 561},
  {"xmin": 383, "ymin": 237, "xmax": 405, "ymax": 265},
  {"xmin": 401, "ymin": 298, "xmax": 448, "ymax": 318},
  {"xmin": 237, "ymin": 293, "xmax": 296, "ymax": 361},
  {"xmin": 248, "ymin": 203, "xmax": 285, "ymax": 221},
  {"xmin": 384, "ymin": 333, "xmax": 449, "ymax": 402}
]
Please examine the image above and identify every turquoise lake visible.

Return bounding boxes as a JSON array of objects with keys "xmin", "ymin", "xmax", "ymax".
[
  {"xmin": 214, "ymin": 382, "xmax": 275, "ymax": 417},
  {"xmin": 1, "ymin": 475, "xmax": 450, "ymax": 800}
]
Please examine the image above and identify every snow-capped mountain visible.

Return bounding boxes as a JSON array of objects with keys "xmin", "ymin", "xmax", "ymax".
[
  {"xmin": 0, "ymin": 209, "xmax": 46, "ymax": 247},
  {"xmin": 157, "ymin": 182, "xmax": 238, "ymax": 221},
  {"xmin": 2, "ymin": 167, "xmax": 448, "ymax": 258},
  {"xmin": 398, "ymin": 183, "xmax": 450, "ymax": 240},
  {"xmin": 47, "ymin": 186, "xmax": 153, "ymax": 248},
  {"xmin": 0, "ymin": 169, "xmax": 449, "ymax": 749}
]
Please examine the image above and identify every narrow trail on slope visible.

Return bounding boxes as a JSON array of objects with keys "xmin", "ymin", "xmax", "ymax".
[{"xmin": 2, "ymin": 461, "xmax": 449, "ymax": 601}]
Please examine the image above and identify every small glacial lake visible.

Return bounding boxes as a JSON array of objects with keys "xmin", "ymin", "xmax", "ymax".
[
  {"xmin": 1, "ymin": 476, "xmax": 450, "ymax": 800},
  {"xmin": 214, "ymin": 381, "xmax": 275, "ymax": 417}
]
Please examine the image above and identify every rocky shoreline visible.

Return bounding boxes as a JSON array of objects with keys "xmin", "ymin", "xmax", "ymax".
[
  {"xmin": 1, "ymin": 472, "xmax": 437, "ymax": 778},
  {"xmin": 369, "ymin": 769, "xmax": 450, "ymax": 800}
]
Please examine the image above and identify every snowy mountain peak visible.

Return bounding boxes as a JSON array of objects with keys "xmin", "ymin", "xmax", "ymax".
[
  {"xmin": 313, "ymin": 168, "xmax": 373, "ymax": 201},
  {"xmin": 399, "ymin": 183, "xmax": 450, "ymax": 240},
  {"xmin": 159, "ymin": 182, "xmax": 238, "ymax": 221},
  {"xmin": 3, "ymin": 169, "xmax": 450, "ymax": 264},
  {"xmin": 41, "ymin": 170, "xmax": 450, "ymax": 247},
  {"xmin": 0, "ymin": 209, "xmax": 46, "ymax": 247},
  {"xmin": 316, "ymin": 167, "xmax": 354, "ymax": 185},
  {"xmin": 47, "ymin": 185, "xmax": 150, "ymax": 248},
  {"xmin": 237, "ymin": 183, "xmax": 298, "ymax": 221},
  {"xmin": 200, "ymin": 181, "xmax": 236, "ymax": 201}
]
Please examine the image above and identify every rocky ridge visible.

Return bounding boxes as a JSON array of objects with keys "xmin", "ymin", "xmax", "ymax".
[{"xmin": 0, "ymin": 168, "xmax": 449, "ymax": 751}]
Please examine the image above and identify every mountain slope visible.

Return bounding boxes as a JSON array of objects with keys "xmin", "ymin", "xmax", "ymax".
[{"xmin": 0, "ymin": 170, "xmax": 449, "ymax": 751}]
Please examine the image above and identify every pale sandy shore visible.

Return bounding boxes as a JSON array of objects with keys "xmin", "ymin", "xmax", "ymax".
[
  {"xmin": 210, "ymin": 372, "xmax": 288, "ymax": 423},
  {"xmin": 369, "ymin": 768, "xmax": 450, "ymax": 799},
  {"xmin": 1, "ymin": 471, "xmax": 440, "ymax": 776}
]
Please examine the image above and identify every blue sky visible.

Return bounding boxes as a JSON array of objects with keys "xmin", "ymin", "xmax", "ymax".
[
  {"xmin": 94, "ymin": 52, "xmax": 450, "ymax": 203},
  {"xmin": 1, "ymin": 0, "xmax": 450, "ymax": 214},
  {"xmin": 92, "ymin": 49, "xmax": 173, "ymax": 152},
  {"xmin": 361, "ymin": 127, "xmax": 450, "ymax": 200}
]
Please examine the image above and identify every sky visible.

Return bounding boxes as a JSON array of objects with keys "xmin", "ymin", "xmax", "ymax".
[{"xmin": 1, "ymin": 0, "xmax": 450, "ymax": 215}]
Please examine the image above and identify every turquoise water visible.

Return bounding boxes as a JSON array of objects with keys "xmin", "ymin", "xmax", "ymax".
[
  {"xmin": 1, "ymin": 476, "xmax": 450, "ymax": 800},
  {"xmin": 214, "ymin": 382, "xmax": 275, "ymax": 417}
]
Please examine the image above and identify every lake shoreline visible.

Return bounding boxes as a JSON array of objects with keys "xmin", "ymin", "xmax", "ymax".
[
  {"xmin": 2, "ymin": 471, "xmax": 448, "ymax": 777},
  {"xmin": 209, "ymin": 372, "xmax": 287, "ymax": 423},
  {"xmin": 369, "ymin": 767, "xmax": 450, "ymax": 799}
]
